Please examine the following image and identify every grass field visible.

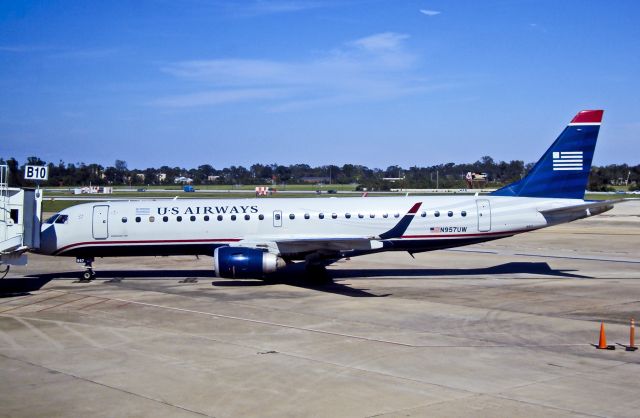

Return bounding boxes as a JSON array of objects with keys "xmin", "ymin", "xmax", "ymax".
[
  {"xmin": 45, "ymin": 184, "xmax": 359, "ymax": 192},
  {"xmin": 41, "ymin": 191, "xmax": 628, "ymax": 212}
]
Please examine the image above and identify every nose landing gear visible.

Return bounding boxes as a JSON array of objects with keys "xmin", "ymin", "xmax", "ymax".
[{"xmin": 77, "ymin": 257, "xmax": 96, "ymax": 281}]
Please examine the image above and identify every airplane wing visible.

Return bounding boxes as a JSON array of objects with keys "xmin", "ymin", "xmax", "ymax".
[
  {"xmin": 275, "ymin": 237, "xmax": 384, "ymax": 254},
  {"xmin": 230, "ymin": 202, "xmax": 423, "ymax": 257},
  {"xmin": 537, "ymin": 199, "xmax": 625, "ymax": 224}
]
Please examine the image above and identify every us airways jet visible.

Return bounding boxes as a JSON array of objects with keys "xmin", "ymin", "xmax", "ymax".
[{"xmin": 40, "ymin": 110, "xmax": 618, "ymax": 281}]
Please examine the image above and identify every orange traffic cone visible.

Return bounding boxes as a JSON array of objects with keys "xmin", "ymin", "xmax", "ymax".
[
  {"xmin": 597, "ymin": 322, "xmax": 615, "ymax": 350},
  {"xmin": 627, "ymin": 318, "xmax": 638, "ymax": 352}
]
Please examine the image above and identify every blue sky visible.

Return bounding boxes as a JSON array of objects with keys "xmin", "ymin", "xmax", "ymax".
[{"xmin": 1, "ymin": 0, "xmax": 638, "ymax": 169}]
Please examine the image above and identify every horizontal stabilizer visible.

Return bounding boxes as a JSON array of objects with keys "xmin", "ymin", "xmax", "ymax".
[{"xmin": 538, "ymin": 199, "xmax": 622, "ymax": 224}]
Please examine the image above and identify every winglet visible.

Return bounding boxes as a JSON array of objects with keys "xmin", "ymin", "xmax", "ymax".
[
  {"xmin": 406, "ymin": 202, "xmax": 421, "ymax": 214},
  {"xmin": 378, "ymin": 202, "xmax": 422, "ymax": 240}
]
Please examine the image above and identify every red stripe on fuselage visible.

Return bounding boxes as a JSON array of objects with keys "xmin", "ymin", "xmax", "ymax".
[
  {"xmin": 54, "ymin": 238, "xmax": 241, "ymax": 255},
  {"xmin": 401, "ymin": 228, "xmax": 533, "ymax": 239},
  {"xmin": 54, "ymin": 228, "xmax": 535, "ymax": 256}
]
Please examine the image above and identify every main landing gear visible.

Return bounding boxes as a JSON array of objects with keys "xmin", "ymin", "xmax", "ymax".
[
  {"xmin": 304, "ymin": 263, "xmax": 331, "ymax": 285},
  {"xmin": 77, "ymin": 257, "xmax": 96, "ymax": 281}
]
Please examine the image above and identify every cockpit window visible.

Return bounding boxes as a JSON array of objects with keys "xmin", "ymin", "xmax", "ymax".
[
  {"xmin": 44, "ymin": 214, "xmax": 59, "ymax": 224},
  {"xmin": 45, "ymin": 214, "xmax": 69, "ymax": 224}
]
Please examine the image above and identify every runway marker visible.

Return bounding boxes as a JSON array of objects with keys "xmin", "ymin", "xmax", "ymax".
[
  {"xmin": 597, "ymin": 322, "xmax": 615, "ymax": 350},
  {"xmin": 627, "ymin": 318, "xmax": 638, "ymax": 352}
]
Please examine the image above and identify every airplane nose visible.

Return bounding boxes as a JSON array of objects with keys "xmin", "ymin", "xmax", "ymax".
[{"xmin": 38, "ymin": 224, "xmax": 58, "ymax": 255}]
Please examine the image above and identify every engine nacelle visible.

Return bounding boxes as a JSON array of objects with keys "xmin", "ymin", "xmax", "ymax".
[{"xmin": 214, "ymin": 246, "xmax": 284, "ymax": 278}]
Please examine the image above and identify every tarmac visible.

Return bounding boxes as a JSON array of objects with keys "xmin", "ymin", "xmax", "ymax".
[{"xmin": 1, "ymin": 200, "xmax": 639, "ymax": 417}]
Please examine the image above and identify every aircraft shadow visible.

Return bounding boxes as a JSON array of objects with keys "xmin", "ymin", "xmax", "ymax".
[
  {"xmin": 0, "ymin": 270, "xmax": 216, "ymax": 297},
  {"xmin": 1, "ymin": 261, "xmax": 589, "ymax": 297},
  {"xmin": 21, "ymin": 270, "xmax": 218, "ymax": 280},
  {"xmin": 329, "ymin": 262, "xmax": 591, "ymax": 279},
  {"xmin": 212, "ymin": 279, "xmax": 386, "ymax": 298},
  {"xmin": 6, "ymin": 269, "xmax": 383, "ymax": 298},
  {"xmin": 0, "ymin": 278, "xmax": 55, "ymax": 297},
  {"xmin": 214, "ymin": 275, "xmax": 388, "ymax": 298},
  {"xmin": 210, "ymin": 263, "xmax": 387, "ymax": 297}
]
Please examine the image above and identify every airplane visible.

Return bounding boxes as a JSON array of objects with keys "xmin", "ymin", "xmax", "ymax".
[
  {"xmin": 38, "ymin": 110, "xmax": 620, "ymax": 281},
  {"xmin": 174, "ymin": 176, "xmax": 193, "ymax": 184}
]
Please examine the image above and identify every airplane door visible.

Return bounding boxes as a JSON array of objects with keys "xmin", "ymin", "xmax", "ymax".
[
  {"xmin": 92, "ymin": 205, "xmax": 109, "ymax": 239},
  {"xmin": 476, "ymin": 199, "xmax": 491, "ymax": 232},
  {"xmin": 273, "ymin": 210, "xmax": 282, "ymax": 227}
]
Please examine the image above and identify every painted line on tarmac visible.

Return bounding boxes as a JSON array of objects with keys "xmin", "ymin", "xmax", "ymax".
[
  {"xmin": 446, "ymin": 248, "xmax": 640, "ymax": 264},
  {"xmin": 47, "ymin": 290, "xmax": 591, "ymax": 349},
  {"xmin": 37, "ymin": 296, "xmax": 91, "ymax": 312},
  {"xmin": 0, "ymin": 293, "xmax": 67, "ymax": 314},
  {"xmin": 512, "ymin": 253, "xmax": 640, "ymax": 264},
  {"xmin": 445, "ymin": 249, "xmax": 498, "ymax": 254},
  {"xmin": 0, "ymin": 353, "xmax": 213, "ymax": 417}
]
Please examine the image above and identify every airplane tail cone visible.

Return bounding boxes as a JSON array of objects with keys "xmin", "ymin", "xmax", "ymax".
[{"xmin": 597, "ymin": 322, "xmax": 615, "ymax": 350}]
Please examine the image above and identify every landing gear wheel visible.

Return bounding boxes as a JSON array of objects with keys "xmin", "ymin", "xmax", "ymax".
[
  {"xmin": 305, "ymin": 264, "xmax": 331, "ymax": 285},
  {"xmin": 77, "ymin": 257, "xmax": 96, "ymax": 282}
]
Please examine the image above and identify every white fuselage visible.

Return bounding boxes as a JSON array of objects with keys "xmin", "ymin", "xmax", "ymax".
[{"xmin": 39, "ymin": 195, "xmax": 587, "ymax": 260}]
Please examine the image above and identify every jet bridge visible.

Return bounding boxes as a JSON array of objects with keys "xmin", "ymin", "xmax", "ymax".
[{"xmin": 0, "ymin": 165, "xmax": 42, "ymax": 266}]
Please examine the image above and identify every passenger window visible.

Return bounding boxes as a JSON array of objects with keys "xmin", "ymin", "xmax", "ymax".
[
  {"xmin": 289, "ymin": 214, "xmax": 295, "ymax": 220},
  {"xmin": 190, "ymin": 215, "xmax": 196, "ymax": 221},
  {"xmin": 345, "ymin": 213, "xmax": 351, "ymax": 219},
  {"xmin": 275, "ymin": 213, "xmax": 281, "ymax": 220},
  {"xmin": 394, "ymin": 213, "xmax": 400, "ymax": 218},
  {"xmin": 149, "ymin": 216, "xmax": 155, "ymax": 223},
  {"xmin": 135, "ymin": 216, "xmax": 141, "ymax": 223},
  {"xmin": 217, "ymin": 215, "xmax": 223, "ymax": 221},
  {"xmin": 383, "ymin": 213, "xmax": 388, "ymax": 218},
  {"xmin": 332, "ymin": 213, "xmax": 337, "ymax": 219},
  {"xmin": 420, "ymin": 211, "xmax": 426, "ymax": 217},
  {"xmin": 461, "ymin": 211, "xmax": 467, "ymax": 217},
  {"xmin": 369, "ymin": 213, "xmax": 375, "ymax": 218},
  {"xmin": 448, "ymin": 211, "xmax": 453, "ymax": 217},
  {"xmin": 177, "ymin": 216, "xmax": 182, "ymax": 222},
  {"xmin": 245, "ymin": 214, "xmax": 250, "ymax": 220},
  {"xmin": 304, "ymin": 213, "xmax": 310, "ymax": 219},
  {"xmin": 358, "ymin": 213, "xmax": 364, "ymax": 219},
  {"xmin": 163, "ymin": 216, "xmax": 168, "ymax": 222},
  {"xmin": 319, "ymin": 213, "xmax": 324, "ymax": 219},
  {"xmin": 434, "ymin": 211, "xmax": 440, "ymax": 217},
  {"xmin": 259, "ymin": 214, "xmax": 264, "ymax": 220},
  {"xmin": 231, "ymin": 215, "xmax": 236, "ymax": 221},
  {"xmin": 122, "ymin": 217, "xmax": 127, "ymax": 223},
  {"xmin": 204, "ymin": 215, "xmax": 210, "ymax": 221}
]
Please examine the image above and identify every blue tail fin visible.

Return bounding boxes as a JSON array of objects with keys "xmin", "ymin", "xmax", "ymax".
[{"xmin": 491, "ymin": 110, "xmax": 603, "ymax": 199}]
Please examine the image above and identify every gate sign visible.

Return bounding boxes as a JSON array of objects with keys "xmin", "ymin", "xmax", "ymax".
[{"xmin": 24, "ymin": 165, "xmax": 49, "ymax": 181}]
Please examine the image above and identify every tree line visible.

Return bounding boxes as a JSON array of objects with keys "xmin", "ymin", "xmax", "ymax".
[{"xmin": 1, "ymin": 156, "xmax": 638, "ymax": 191}]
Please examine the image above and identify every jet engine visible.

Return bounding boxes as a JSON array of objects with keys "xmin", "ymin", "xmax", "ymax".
[{"xmin": 214, "ymin": 246, "xmax": 285, "ymax": 278}]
